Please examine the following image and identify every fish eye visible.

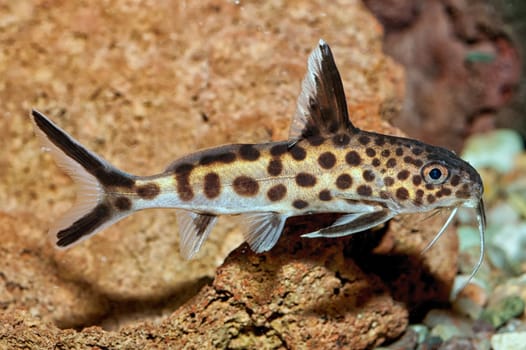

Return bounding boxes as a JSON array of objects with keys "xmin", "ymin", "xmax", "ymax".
[{"xmin": 421, "ymin": 162, "xmax": 449, "ymax": 185}]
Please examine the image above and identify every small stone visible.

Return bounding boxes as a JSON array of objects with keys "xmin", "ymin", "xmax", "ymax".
[
  {"xmin": 491, "ymin": 331, "xmax": 526, "ymax": 350},
  {"xmin": 409, "ymin": 324, "xmax": 429, "ymax": 343},
  {"xmin": 452, "ymin": 296, "xmax": 484, "ymax": 320},
  {"xmin": 424, "ymin": 309, "xmax": 474, "ymax": 338},
  {"xmin": 472, "ymin": 319, "xmax": 495, "ymax": 334},
  {"xmin": 438, "ymin": 337, "xmax": 477, "ymax": 350},
  {"xmin": 480, "ymin": 296, "xmax": 525, "ymax": 328},
  {"xmin": 419, "ymin": 335, "xmax": 443, "ymax": 349},
  {"xmin": 430, "ymin": 324, "xmax": 466, "ymax": 342},
  {"xmin": 498, "ymin": 318, "xmax": 526, "ymax": 333},
  {"xmin": 462, "ymin": 129, "xmax": 523, "ymax": 174},
  {"xmin": 383, "ymin": 327, "xmax": 418, "ymax": 349}
]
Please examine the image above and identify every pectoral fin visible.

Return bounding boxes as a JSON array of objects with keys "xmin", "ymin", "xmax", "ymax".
[
  {"xmin": 176, "ymin": 210, "xmax": 218, "ymax": 259},
  {"xmin": 302, "ymin": 210, "xmax": 393, "ymax": 238}
]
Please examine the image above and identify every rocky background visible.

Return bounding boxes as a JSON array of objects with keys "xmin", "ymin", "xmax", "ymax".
[{"xmin": 0, "ymin": 0, "xmax": 522, "ymax": 349}]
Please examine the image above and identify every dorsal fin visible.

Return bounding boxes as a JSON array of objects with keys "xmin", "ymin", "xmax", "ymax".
[{"xmin": 289, "ymin": 40, "xmax": 355, "ymax": 140}]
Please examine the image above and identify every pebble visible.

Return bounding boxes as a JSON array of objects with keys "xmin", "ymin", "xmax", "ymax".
[
  {"xmin": 423, "ymin": 309, "xmax": 474, "ymax": 339},
  {"xmin": 461, "ymin": 129, "xmax": 522, "ymax": 173},
  {"xmin": 410, "ymin": 324, "xmax": 429, "ymax": 343},
  {"xmin": 491, "ymin": 331, "xmax": 526, "ymax": 350},
  {"xmin": 379, "ymin": 327, "xmax": 418, "ymax": 350},
  {"xmin": 480, "ymin": 296, "xmax": 525, "ymax": 328}
]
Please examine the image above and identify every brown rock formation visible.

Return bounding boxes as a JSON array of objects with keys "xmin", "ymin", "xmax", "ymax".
[{"xmin": 364, "ymin": 0, "xmax": 522, "ymax": 151}]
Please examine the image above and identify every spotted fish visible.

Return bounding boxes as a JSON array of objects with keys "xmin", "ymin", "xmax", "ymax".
[{"xmin": 31, "ymin": 40, "xmax": 486, "ymax": 278}]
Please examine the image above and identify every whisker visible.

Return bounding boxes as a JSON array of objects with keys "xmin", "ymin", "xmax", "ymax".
[
  {"xmin": 422, "ymin": 208, "xmax": 442, "ymax": 221},
  {"xmin": 463, "ymin": 199, "xmax": 486, "ymax": 285},
  {"xmin": 420, "ymin": 207, "xmax": 459, "ymax": 255}
]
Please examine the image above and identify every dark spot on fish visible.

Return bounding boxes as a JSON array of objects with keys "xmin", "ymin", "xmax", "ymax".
[
  {"xmin": 114, "ymin": 196, "xmax": 132, "ymax": 211},
  {"xmin": 239, "ymin": 144, "xmax": 260, "ymax": 161},
  {"xmin": 403, "ymin": 156, "xmax": 423, "ymax": 167},
  {"xmin": 307, "ymin": 135, "xmax": 325, "ymax": 146},
  {"xmin": 412, "ymin": 147, "xmax": 423, "ymax": 155},
  {"xmin": 199, "ymin": 152, "xmax": 236, "ymax": 165},
  {"xmin": 436, "ymin": 188, "xmax": 452, "ymax": 198},
  {"xmin": 345, "ymin": 151, "xmax": 362, "ymax": 166},
  {"xmin": 363, "ymin": 170, "xmax": 375, "ymax": 182},
  {"xmin": 296, "ymin": 173, "xmax": 317, "ymax": 187},
  {"xmin": 174, "ymin": 163, "xmax": 194, "ymax": 175},
  {"xmin": 267, "ymin": 159, "xmax": 283, "ymax": 176},
  {"xmin": 381, "ymin": 149, "xmax": 391, "ymax": 157},
  {"xmin": 267, "ymin": 184, "xmax": 287, "ymax": 201},
  {"xmin": 93, "ymin": 169, "xmax": 136, "ymax": 188},
  {"xmin": 318, "ymin": 189, "xmax": 332, "ymax": 201},
  {"xmin": 427, "ymin": 194, "xmax": 436, "ymax": 203},
  {"xmin": 174, "ymin": 163, "xmax": 194, "ymax": 201},
  {"xmin": 396, "ymin": 187, "xmax": 409, "ymax": 200},
  {"xmin": 270, "ymin": 143, "xmax": 288, "ymax": 156},
  {"xmin": 412, "ymin": 175, "xmax": 422, "ymax": 186},
  {"xmin": 384, "ymin": 176, "xmax": 394, "ymax": 187},
  {"xmin": 395, "ymin": 147, "xmax": 404, "ymax": 156},
  {"xmin": 233, "ymin": 176, "xmax": 259, "ymax": 196},
  {"xmin": 414, "ymin": 196, "xmax": 423, "ymax": 205},
  {"xmin": 450, "ymin": 174, "xmax": 461, "ymax": 187},
  {"xmin": 380, "ymin": 191, "xmax": 390, "ymax": 199},
  {"xmin": 365, "ymin": 148, "xmax": 376, "ymax": 157},
  {"xmin": 425, "ymin": 184, "xmax": 435, "ymax": 190},
  {"xmin": 372, "ymin": 158, "xmax": 381, "ymax": 167},
  {"xmin": 290, "ymin": 145, "xmax": 307, "ymax": 160},
  {"xmin": 455, "ymin": 185, "xmax": 471, "ymax": 199},
  {"xmin": 374, "ymin": 137, "xmax": 386, "ymax": 146},
  {"xmin": 416, "ymin": 189, "xmax": 424, "ymax": 197},
  {"xmin": 357, "ymin": 185, "xmax": 372, "ymax": 197},
  {"xmin": 318, "ymin": 152, "xmax": 336, "ymax": 169},
  {"xmin": 204, "ymin": 172, "xmax": 221, "ymax": 199},
  {"xmin": 358, "ymin": 135, "xmax": 370, "ymax": 145},
  {"xmin": 332, "ymin": 133, "xmax": 350, "ymax": 147},
  {"xmin": 336, "ymin": 174, "xmax": 352, "ymax": 189},
  {"xmin": 293, "ymin": 199, "xmax": 309, "ymax": 209},
  {"xmin": 136, "ymin": 183, "xmax": 160, "ymax": 199},
  {"xmin": 386, "ymin": 158, "xmax": 397, "ymax": 168},
  {"xmin": 397, "ymin": 170, "xmax": 410, "ymax": 181}
]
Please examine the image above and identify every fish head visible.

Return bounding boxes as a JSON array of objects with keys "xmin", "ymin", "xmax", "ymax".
[
  {"xmin": 418, "ymin": 145, "xmax": 484, "ymax": 211},
  {"xmin": 353, "ymin": 132, "xmax": 484, "ymax": 216}
]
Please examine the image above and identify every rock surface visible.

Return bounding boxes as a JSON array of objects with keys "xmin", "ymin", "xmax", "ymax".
[
  {"xmin": 0, "ymin": 0, "xmax": 458, "ymax": 348},
  {"xmin": 364, "ymin": 0, "xmax": 522, "ymax": 151}
]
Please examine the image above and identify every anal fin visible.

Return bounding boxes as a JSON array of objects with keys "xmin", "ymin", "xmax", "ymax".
[
  {"xmin": 302, "ymin": 210, "xmax": 393, "ymax": 238},
  {"xmin": 241, "ymin": 212, "xmax": 288, "ymax": 253},
  {"xmin": 176, "ymin": 210, "xmax": 218, "ymax": 259}
]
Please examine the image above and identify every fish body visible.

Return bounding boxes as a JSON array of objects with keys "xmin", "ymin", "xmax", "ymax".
[{"xmin": 32, "ymin": 40, "xmax": 485, "ymax": 269}]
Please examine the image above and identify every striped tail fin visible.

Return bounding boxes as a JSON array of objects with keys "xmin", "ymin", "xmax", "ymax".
[{"xmin": 31, "ymin": 109, "xmax": 136, "ymax": 249}]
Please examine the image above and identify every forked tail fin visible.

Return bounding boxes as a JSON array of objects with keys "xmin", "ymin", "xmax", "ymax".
[{"xmin": 31, "ymin": 109, "xmax": 136, "ymax": 249}]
